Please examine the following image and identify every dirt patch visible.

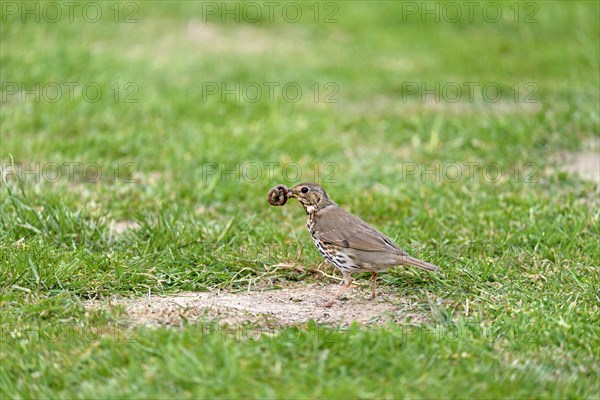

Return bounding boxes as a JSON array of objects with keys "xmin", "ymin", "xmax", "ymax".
[
  {"xmin": 185, "ymin": 21, "xmax": 307, "ymax": 56},
  {"xmin": 89, "ymin": 282, "xmax": 435, "ymax": 328},
  {"xmin": 110, "ymin": 220, "xmax": 141, "ymax": 236},
  {"xmin": 562, "ymin": 151, "xmax": 599, "ymax": 186}
]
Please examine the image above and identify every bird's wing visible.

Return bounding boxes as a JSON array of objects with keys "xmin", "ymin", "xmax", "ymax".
[{"xmin": 315, "ymin": 206, "xmax": 407, "ymax": 254}]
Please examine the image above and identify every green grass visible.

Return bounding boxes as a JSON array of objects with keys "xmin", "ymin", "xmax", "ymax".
[{"xmin": 1, "ymin": 1, "xmax": 599, "ymax": 398}]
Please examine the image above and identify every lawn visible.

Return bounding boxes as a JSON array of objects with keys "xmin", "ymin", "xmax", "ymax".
[{"xmin": 1, "ymin": 1, "xmax": 599, "ymax": 398}]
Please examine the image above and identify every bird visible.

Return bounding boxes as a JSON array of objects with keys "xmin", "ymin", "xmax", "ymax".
[{"xmin": 284, "ymin": 182, "xmax": 440, "ymax": 307}]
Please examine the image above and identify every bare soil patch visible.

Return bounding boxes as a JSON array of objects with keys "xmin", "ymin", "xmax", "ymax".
[
  {"xmin": 110, "ymin": 220, "xmax": 141, "ymax": 236},
  {"xmin": 90, "ymin": 282, "xmax": 434, "ymax": 328},
  {"xmin": 562, "ymin": 151, "xmax": 600, "ymax": 186},
  {"xmin": 185, "ymin": 21, "xmax": 307, "ymax": 56}
]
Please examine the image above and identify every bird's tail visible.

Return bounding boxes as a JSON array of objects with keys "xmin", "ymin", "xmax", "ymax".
[{"xmin": 401, "ymin": 255, "xmax": 441, "ymax": 272}]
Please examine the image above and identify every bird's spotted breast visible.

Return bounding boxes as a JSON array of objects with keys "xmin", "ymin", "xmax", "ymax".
[{"xmin": 306, "ymin": 213, "xmax": 355, "ymax": 272}]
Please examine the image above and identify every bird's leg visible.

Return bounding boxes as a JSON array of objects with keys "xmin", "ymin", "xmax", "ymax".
[
  {"xmin": 370, "ymin": 272, "xmax": 378, "ymax": 300},
  {"xmin": 320, "ymin": 271, "xmax": 353, "ymax": 307}
]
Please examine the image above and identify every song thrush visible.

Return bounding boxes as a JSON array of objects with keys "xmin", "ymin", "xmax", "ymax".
[{"xmin": 278, "ymin": 182, "xmax": 440, "ymax": 307}]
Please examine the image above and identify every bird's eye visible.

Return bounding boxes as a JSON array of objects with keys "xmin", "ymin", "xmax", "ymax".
[{"xmin": 301, "ymin": 187, "xmax": 309, "ymax": 193}]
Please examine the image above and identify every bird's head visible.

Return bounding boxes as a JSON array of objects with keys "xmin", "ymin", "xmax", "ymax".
[{"xmin": 288, "ymin": 182, "xmax": 333, "ymax": 213}]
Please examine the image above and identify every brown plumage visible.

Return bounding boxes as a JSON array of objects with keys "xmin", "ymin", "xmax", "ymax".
[{"xmin": 286, "ymin": 182, "xmax": 440, "ymax": 307}]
